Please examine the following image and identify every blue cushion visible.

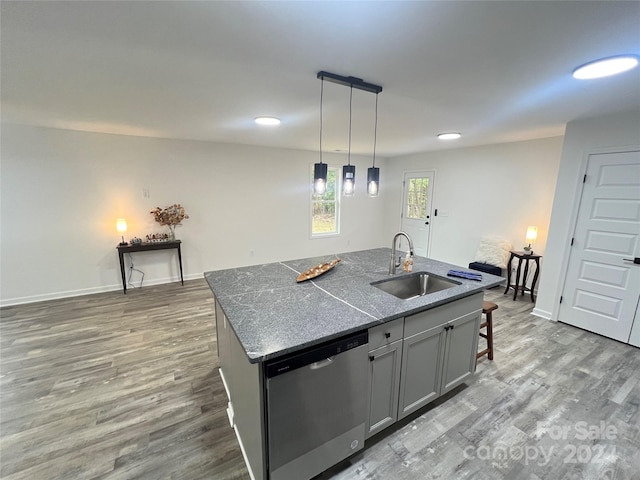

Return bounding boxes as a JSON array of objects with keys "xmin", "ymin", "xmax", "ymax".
[{"xmin": 468, "ymin": 262, "xmax": 502, "ymax": 276}]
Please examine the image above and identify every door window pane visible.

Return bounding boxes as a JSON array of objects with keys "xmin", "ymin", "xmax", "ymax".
[{"xmin": 406, "ymin": 177, "xmax": 429, "ymax": 219}]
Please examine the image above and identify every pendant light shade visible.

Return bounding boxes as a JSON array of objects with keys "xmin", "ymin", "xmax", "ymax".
[
  {"xmin": 342, "ymin": 86, "xmax": 355, "ymax": 197},
  {"xmin": 367, "ymin": 167, "xmax": 380, "ymax": 197},
  {"xmin": 368, "ymin": 92, "xmax": 380, "ymax": 197},
  {"xmin": 314, "ymin": 162, "xmax": 328, "ymax": 195},
  {"xmin": 343, "ymin": 164, "xmax": 355, "ymax": 196}
]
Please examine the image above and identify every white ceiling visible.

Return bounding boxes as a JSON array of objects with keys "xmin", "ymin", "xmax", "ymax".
[{"xmin": 2, "ymin": 1, "xmax": 639, "ymax": 157}]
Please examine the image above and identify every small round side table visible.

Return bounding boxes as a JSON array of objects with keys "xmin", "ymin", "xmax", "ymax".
[{"xmin": 504, "ymin": 251, "xmax": 542, "ymax": 302}]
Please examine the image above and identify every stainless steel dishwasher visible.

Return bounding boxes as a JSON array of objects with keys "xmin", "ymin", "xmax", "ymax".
[{"xmin": 265, "ymin": 331, "xmax": 368, "ymax": 480}]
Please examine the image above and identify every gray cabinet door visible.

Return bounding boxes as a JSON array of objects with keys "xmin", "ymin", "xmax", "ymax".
[
  {"xmin": 366, "ymin": 340, "xmax": 403, "ymax": 439},
  {"xmin": 398, "ymin": 325, "xmax": 445, "ymax": 420},
  {"xmin": 440, "ymin": 311, "xmax": 480, "ymax": 395}
]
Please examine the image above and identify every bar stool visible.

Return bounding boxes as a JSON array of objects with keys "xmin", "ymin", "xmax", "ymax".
[{"xmin": 477, "ymin": 301, "xmax": 498, "ymax": 362}]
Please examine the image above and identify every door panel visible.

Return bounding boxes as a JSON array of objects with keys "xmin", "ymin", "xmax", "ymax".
[
  {"xmin": 366, "ymin": 341, "xmax": 402, "ymax": 438},
  {"xmin": 400, "ymin": 171, "xmax": 434, "ymax": 257},
  {"xmin": 398, "ymin": 325, "xmax": 443, "ymax": 420},
  {"xmin": 559, "ymin": 150, "xmax": 640, "ymax": 343},
  {"xmin": 440, "ymin": 312, "xmax": 480, "ymax": 394}
]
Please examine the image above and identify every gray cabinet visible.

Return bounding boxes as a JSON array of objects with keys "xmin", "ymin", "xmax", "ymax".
[
  {"xmin": 398, "ymin": 293, "xmax": 482, "ymax": 421},
  {"xmin": 440, "ymin": 311, "xmax": 481, "ymax": 394},
  {"xmin": 366, "ymin": 318, "xmax": 404, "ymax": 438},
  {"xmin": 367, "ymin": 340, "xmax": 403, "ymax": 438},
  {"xmin": 367, "ymin": 293, "xmax": 482, "ymax": 430},
  {"xmin": 214, "ymin": 297, "xmax": 267, "ymax": 480},
  {"xmin": 398, "ymin": 324, "xmax": 444, "ymax": 419}
]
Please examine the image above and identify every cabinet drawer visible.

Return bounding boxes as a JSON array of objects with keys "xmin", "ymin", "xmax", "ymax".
[
  {"xmin": 404, "ymin": 292, "xmax": 482, "ymax": 338},
  {"xmin": 368, "ymin": 318, "xmax": 404, "ymax": 351}
]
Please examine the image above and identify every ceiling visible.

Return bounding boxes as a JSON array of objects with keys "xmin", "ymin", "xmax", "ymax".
[{"xmin": 2, "ymin": 1, "xmax": 639, "ymax": 157}]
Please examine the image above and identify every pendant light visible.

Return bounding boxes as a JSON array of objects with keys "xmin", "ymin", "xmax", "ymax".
[
  {"xmin": 315, "ymin": 71, "xmax": 383, "ymax": 198},
  {"xmin": 313, "ymin": 77, "xmax": 328, "ymax": 195},
  {"xmin": 367, "ymin": 92, "xmax": 380, "ymax": 197},
  {"xmin": 342, "ymin": 86, "xmax": 355, "ymax": 197}
]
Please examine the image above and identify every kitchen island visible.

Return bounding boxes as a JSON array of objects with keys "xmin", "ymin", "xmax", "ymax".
[{"xmin": 205, "ymin": 248, "xmax": 504, "ymax": 480}]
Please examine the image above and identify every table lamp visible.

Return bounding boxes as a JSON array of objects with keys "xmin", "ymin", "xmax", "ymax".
[
  {"xmin": 116, "ymin": 218, "xmax": 128, "ymax": 245},
  {"xmin": 524, "ymin": 226, "xmax": 537, "ymax": 254}
]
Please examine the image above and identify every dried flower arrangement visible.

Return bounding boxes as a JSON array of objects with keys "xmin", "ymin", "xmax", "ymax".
[{"xmin": 150, "ymin": 204, "xmax": 189, "ymax": 239}]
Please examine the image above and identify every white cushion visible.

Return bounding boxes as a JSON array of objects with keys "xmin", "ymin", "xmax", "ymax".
[{"xmin": 474, "ymin": 236, "xmax": 512, "ymax": 269}]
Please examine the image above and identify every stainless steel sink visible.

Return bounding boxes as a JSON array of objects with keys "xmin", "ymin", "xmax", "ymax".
[{"xmin": 371, "ymin": 272, "xmax": 460, "ymax": 300}]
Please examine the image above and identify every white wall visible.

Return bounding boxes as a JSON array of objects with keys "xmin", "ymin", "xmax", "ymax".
[
  {"xmin": 534, "ymin": 110, "xmax": 640, "ymax": 320},
  {"xmin": 0, "ymin": 125, "xmax": 569, "ymax": 307},
  {"xmin": 384, "ymin": 137, "xmax": 564, "ymax": 269},
  {"xmin": 0, "ymin": 124, "xmax": 390, "ymax": 305}
]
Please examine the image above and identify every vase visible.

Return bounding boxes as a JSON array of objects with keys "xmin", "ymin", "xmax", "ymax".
[{"xmin": 168, "ymin": 226, "xmax": 176, "ymax": 241}]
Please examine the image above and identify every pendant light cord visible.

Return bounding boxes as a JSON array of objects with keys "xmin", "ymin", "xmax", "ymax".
[
  {"xmin": 319, "ymin": 78, "xmax": 324, "ymax": 165},
  {"xmin": 372, "ymin": 92, "xmax": 378, "ymax": 168},
  {"xmin": 348, "ymin": 85, "xmax": 353, "ymax": 166}
]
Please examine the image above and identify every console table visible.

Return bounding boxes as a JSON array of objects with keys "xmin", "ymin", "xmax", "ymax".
[
  {"xmin": 504, "ymin": 251, "xmax": 541, "ymax": 302},
  {"xmin": 117, "ymin": 241, "xmax": 184, "ymax": 294}
]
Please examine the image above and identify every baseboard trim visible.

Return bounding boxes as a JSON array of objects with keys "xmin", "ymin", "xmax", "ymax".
[
  {"xmin": 0, "ymin": 273, "xmax": 203, "ymax": 307},
  {"xmin": 532, "ymin": 307, "xmax": 553, "ymax": 320}
]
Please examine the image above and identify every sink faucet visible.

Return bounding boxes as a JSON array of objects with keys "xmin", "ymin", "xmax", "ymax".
[{"xmin": 389, "ymin": 232, "xmax": 415, "ymax": 275}]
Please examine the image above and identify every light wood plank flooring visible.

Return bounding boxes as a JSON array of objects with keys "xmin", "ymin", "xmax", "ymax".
[{"xmin": 1, "ymin": 280, "xmax": 639, "ymax": 479}]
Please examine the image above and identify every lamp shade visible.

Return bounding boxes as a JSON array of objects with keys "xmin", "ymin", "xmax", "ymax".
[
  {"xmin": 342, "ymin": 164, "xmax": 355, "ymax": 196},
  {"xmin": 525, "ymin": 226, "xmax": 538, "ymax": 244},
  {"xmin": 367, "ymin": 167, "xmax": 380, "ymax": 197},
  {"xmin": 313, "ymin": 162, "xmax": 328, "ymax": 195},
  {"xmin": 116, "ymin": 218, "xmax": 127, "ymax": 233}
]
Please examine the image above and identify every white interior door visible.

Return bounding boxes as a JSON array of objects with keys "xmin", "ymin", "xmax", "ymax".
[
  {"xmin": 400, "ymin": 171, "xmax": 434, "ymax": 257},
  {"xmin": 559, "ymin": 150, "xmax": 640, "ymax": 343}
]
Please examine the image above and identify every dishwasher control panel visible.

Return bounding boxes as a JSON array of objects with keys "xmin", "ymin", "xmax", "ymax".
[{"xmin": 265, "ymin": 331, "xmax": 368, "ymax": 378}]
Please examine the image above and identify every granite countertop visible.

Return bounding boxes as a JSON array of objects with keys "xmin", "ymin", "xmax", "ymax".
[{"xmin": 204, "ymin": 248, "xmax": 504, "ymax": 363}]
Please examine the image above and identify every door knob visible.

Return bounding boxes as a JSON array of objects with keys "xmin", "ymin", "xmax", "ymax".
[{"xmin": 425, "ymin": 222, "xmax": 429, "ymax": 225}]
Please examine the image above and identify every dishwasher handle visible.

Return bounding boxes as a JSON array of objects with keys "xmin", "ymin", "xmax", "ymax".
[{"xmin": 310, "ymin": 357, "xmax": 334, "ymax": 370}]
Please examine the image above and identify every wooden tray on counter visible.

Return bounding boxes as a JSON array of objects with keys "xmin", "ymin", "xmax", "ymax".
[{"xmin": 296, "ymin": 258, "xmax": 341, "ymax": 283}]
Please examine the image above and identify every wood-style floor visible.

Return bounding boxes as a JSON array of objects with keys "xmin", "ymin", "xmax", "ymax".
[{"xmin": 1, "ymin": 280, "xmax": 639, "ymax": 479}]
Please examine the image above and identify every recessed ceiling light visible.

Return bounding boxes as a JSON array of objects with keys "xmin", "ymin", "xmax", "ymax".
[
  {"xmin": 572, "ymin": 55, "xmax": 639, "ymax": 79},
  {"xmin": 255, "ymin": 116, "xmax": 281, "ymax": 126},
  {"xmin": 437, "ymin": 132, "xmax": 461, "ymax": 140}
]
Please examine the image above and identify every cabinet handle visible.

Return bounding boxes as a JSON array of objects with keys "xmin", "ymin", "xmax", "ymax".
[
  {"xmin": 385, "ymin": 332, "xmax": 391, "ymax": 338},
  {"xmin": 369, "ymin": 355, "xmax": 375, "ymax": 362},
  {"xmin": 450, "ymin": 324, "xmax": 455, "ymax": 330},
  {"xmin": 444, "ymin": 326, "xmax": 450, "ymax": 331}
]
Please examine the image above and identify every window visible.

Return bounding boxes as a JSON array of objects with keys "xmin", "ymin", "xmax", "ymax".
[
  {"xmin": 311, "ymin": 166, "xmax": 340, "ymax": 236},
  {"xmin": 406, "ymin": 177, "xmax": 429, "ymax": 219}
]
